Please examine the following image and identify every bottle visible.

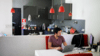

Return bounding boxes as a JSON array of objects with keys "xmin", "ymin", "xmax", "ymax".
[
  {"xmin": 42, "ymin": 23, "xmax": 45, "ymax": 30},
  {"xmin": 97, "ymin": 45, "xmax": 100, "ymax": 52},
  {"xmin": 28, "ymin": 14, "xmax": 31, "ymax": 21}
]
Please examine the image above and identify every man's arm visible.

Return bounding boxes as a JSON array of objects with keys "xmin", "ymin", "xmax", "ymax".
[
  {"xmin": 62, "ymin": 36, "xmax": 67, "ymax": 46},
  {"xmin": 48, "ymin": 42, "xmax": 62, "ymax": 50},
  {"xmin": 63, "ymin": 42, "xmax": 67, "ymax": 46},
  {"xmin": 48, "ymin": 42, "xmax": 55, "ymax": 49}
]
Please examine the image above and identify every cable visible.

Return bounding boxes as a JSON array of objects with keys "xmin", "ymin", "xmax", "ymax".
[{"xmin": 52, "ymin": 0, "xmax": 53, "ymax": 8}]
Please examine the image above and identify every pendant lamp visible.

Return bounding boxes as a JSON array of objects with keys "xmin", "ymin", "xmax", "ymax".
[
  {"xmin": 69, "ymin": 11, "xmax": 72, "ymax": 17},
  {"xmin": 11, "ymin": 0, "xmax": 15, "ymax": 13},
  {"xmin": 68, "ymin": 0, "xmax": 72, "ymax": 17},
  {"xmin": 58, "ymin": 0, "xmax": 65, "ymax": 13},
  {"xmin": 50, "ymin": 0, "xmax": 55, "ymax": 13},
  {"xmin": 11, "ymin": 8, "xmax": 15, "ymax": 13}
]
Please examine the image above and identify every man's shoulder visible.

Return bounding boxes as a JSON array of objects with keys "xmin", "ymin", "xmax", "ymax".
[
  {"xmin": 50, "ymin": 35, "xmax": 54, "ymax": 38},
  {"xmin": 59, "ymin": 36, "xmax": 64, "ymax": 38},
  {"xmin": 60, "ymin": 35, "xmax": 63, "ymax": 37}
]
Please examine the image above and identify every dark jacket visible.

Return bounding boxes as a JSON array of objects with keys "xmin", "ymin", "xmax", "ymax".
[{"xmin": 71, "ymin": 34, "xmax": 84, "ymax": 47}]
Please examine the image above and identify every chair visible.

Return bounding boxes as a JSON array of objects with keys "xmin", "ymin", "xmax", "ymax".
[
  {"xmin": 45, "ymin": 36, "xmax": 49, "ymax": 49},
  {"xmin": 64, "ymin": 53, "xmax": 93, "ymax": 56},
  {"xmin": 45, "ymin": 34, "xmax": 88, "ymax": 49},
  {"xmin": 83, "ymin": 34, "xmax": 88, "ymax": 46}
]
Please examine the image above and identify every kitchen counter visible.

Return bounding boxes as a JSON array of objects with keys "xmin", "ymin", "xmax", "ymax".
[{"xmin": 22, "ymin": 29, "xmax": 54, "ymax": 35}]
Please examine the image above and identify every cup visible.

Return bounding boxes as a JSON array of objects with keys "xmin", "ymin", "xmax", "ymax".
[
  {"xmin": 91, "ymin": 49, "xmax": 95, "ymax": 52},
  {"xmin": 97, "ymin": 45, "xmax": 100, "ymax": 52},
  {"xmin": 39, "ymin": 32, "xmax": 43, "ymax": 35}
]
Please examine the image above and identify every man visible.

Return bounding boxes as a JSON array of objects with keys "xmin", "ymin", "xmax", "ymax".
[{"xmin": 48, "ymin": 27, "xmax": 67, "ymax": 50}]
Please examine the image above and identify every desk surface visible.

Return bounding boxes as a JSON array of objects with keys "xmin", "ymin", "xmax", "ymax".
[{"xmin": 35, "ymin": 49, "xmax": 100, "ymax": 56}]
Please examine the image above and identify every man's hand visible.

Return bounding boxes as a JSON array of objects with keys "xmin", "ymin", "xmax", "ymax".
[{"xmin": 55, "ymin": 47, "xmax": 62, "ymax": 50}]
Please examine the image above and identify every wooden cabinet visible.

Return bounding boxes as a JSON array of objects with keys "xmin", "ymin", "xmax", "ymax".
[
  {"xmin": 38, "ymin": 7, "xmax": 48, "ymax": 19},
  {"xmin": 63, "ymin": 3, "xmax": 72, "ymax": 20},
  {"xmin": 48, "ymin": 13, "xmax": 55, "ymax": 19},
  {"xmin": 24, "ymin": 6, "xmax": 48, "ymax": 19},
  {"xmin": 24, "ymin": 6, "xmax": 38, "ymax": 19}
]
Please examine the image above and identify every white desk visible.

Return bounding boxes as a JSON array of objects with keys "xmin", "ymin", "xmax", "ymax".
[{"xmin": 35, "ymin": 49, "xmax": 100, "ymax": 56}]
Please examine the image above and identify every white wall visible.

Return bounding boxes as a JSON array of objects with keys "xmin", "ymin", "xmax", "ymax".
[
  {"xmin": 0, "ymin": 0, "xmax": 12, "ymax": 35},
  {"xmin": 84, "ymin": 0, "xmax": 100, "ymax": 43},
  {"xmin": 65, "ymin": 0, "xmax": 100, "ymax": 43}
]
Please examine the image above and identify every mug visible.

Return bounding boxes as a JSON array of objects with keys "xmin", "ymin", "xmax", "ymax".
[
  {"xmin": 91, "ymin": 49, "xmax": 95, "ymax": 52},
  {"xmin": 39, "ymin": 32, "xmax": 43, "ymax": 35}
]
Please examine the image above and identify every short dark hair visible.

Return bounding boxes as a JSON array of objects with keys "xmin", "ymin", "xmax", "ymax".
[{"xmin": 54, "ymin": 27, "xmax": 61, "ymax": 34}]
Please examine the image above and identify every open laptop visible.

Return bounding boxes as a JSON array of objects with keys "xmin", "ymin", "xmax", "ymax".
[{"xmin": 58, "ymin": 45, "xmax": 75, "ymax": 53}]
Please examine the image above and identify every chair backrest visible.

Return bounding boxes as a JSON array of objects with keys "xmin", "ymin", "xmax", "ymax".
[
  {"xmin": 83, "ymin": 34, "xmax": 88, "ymax": 46},
  {"xmin": 45, "ymin": 36, "xmax": 49, "ymax": 49},
  {"xmin": 64, "ymin": 53, "xmax": 93, "ymax": 56},
  {"xmin": 45, "ymin": 34, "xmax": 88, "ymax": 49}
]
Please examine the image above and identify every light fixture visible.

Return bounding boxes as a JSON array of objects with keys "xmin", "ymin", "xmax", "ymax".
[
  {"xmin": 69, "ymin": 11, "xmax": 72, "ymax": 17},
  {"xmin": 11, "ymin": 8, "xmax": 15, "ymax": 13},
  {"xmin": 50, "ymin": 8, "xmax": 55, "ymax": 13},
  {"xmin": 58, "ymin": 0, "xmax": 65, "ymax": 13},
  {"xmin": 11, "ymin": 0, "xmax": 15, "ymax": 13},
  {"xmin": 49, "ymin": 0, "xmax": 55, "ymax": 13},
  {"xmin": 74, "ymin": 21, "xmax": 78, "ymax": 24},
  {"xmin": 28, "ymin": 14, "xmax": 32, "ymax": 21},
  {"xmin": 69, "ymin": 0, "xmax": 72, "ymax": 17}
]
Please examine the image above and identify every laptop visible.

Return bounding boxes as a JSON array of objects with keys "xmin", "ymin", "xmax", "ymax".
[{"xmin": 58, "ymin": 45, "xmax": 75, "ymax": 53}]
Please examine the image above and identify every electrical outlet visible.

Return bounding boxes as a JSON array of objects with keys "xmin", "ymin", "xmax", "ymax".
[{"xmin": 6, "ymin": 25, "xmax": 12, "ymax": 28}]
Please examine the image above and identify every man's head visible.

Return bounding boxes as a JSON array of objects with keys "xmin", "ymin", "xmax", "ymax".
[{"xmin": 54, "ymin": 27, "xmax": 62, "ymax": 37}]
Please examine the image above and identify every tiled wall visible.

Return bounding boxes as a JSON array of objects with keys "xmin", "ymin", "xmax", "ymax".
[{"xmin": 52, "ymin": 19, "xmax": 85, "ymax": 33}]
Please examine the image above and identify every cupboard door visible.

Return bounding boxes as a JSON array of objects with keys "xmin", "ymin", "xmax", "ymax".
[
  {"xmin": 38, "ymin": 7, "xmax": 48, "ymax": 19},
  {"xmin": 63, "ymin": 3, "xmax": 72, "ymax": 20},
  {"xmin": 24, "ymin": 6, "xmax": 38, "ymax": 19}
]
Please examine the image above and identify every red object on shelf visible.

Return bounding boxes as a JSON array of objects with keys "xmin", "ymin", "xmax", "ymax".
[
  {"xmin": 70, "ymin": 28, "xmax": 75, "ymax": 34},
  {"xmin": 69, "ymin": 12, "xmax": 72, "ymax": 17},
  {"xmin": 22, "ymin": 19, "xmax": 26, "ymax": 23},
  {"xmin": 58, "ymin": 6, "xmax": 65, "ymax": 13},
  {"xmin": 11, "ymin": 8, "xmax": 15, "ymax": 13},
  {"xmin": 49, "ymin": 8, "xmax": 55, "ymax": 13}
]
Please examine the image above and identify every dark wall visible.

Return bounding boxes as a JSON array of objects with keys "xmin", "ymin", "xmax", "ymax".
[
  {"xmin": 54, "ymin": 0, "xmax": 65, "ymax": 5},
  {"xmin": 52, "ymin": 19, "xmax": 85, "ymax": 33}
]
